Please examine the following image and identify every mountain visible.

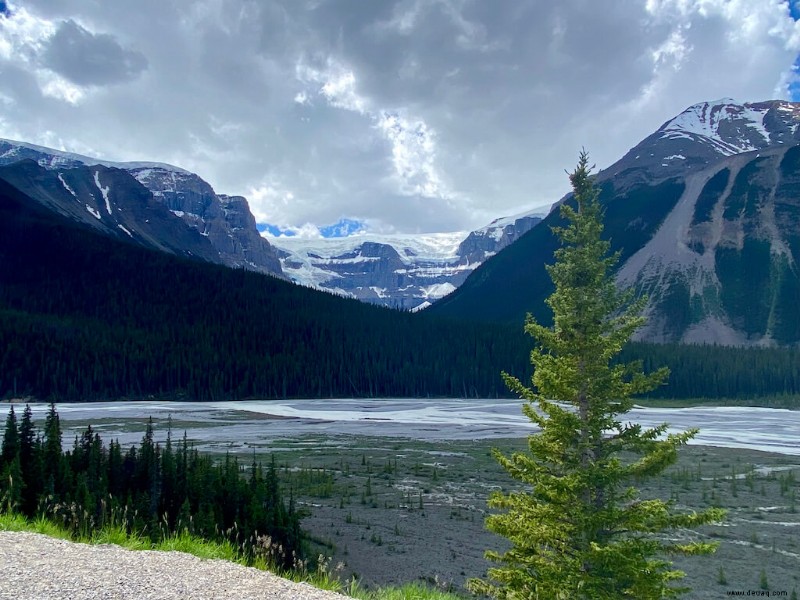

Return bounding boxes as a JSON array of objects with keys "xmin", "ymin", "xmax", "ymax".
[
  {"xmin": 456, "ymin": 210, "xmax": 545, "ymax": 264},
  {"xmin": 604, "ymin": 98, "xmax": 800, "ymax": 187},
  {"xmin": 0, "ymin": 159, "xmax": 222, "ymax": 263},
  {"xmin": 431, "ymin": 99, "xmax": 800, "ymax": 346},
  {"xmin": 268, "ymin": 211, "xmax": 543, "ymax": 310},
  {"xmin": 0, "ymin": 138, "xmax": 283, "ymax": 277}
]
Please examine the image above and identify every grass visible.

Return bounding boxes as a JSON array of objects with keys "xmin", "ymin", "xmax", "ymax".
[
  {"xmin": 351, "ymin": 582, "xmax": 466, "ymax": 600},
  {"xmin": 0, "ymin": 511, "xmax": 465, "ymax": 600}
]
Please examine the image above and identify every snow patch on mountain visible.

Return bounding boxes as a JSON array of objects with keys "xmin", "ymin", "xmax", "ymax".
[
  {"xmin": 659, "ymin": 100, "xmax": 773, "ymax": 156},
  {"xmin": 58, "ymin": 173, "xmax": 77, "ymax": 199},
  {"xmin": 93, "ymin": 170, "xmax": 112, "ymax": 215},
  {"xmin": 421, "ymin": 282, "xmax": 456, "ymax": 299},
  {"xmin": 270, "ymin": 232, "xmax": 467, "ymax": 270},
  {"xmin": 85, "ymin": 204, "xmax": 101, "ymax": 220},
  {"xmin": 474, "ymin": 208, "xmax": 548, "ymax": 232},
  {"xmin": 268, "ymin": 210, "xmax": 542, "ymax": 310}
]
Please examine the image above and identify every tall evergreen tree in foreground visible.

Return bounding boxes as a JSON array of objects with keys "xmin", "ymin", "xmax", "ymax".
[{"xmin": 470, "ymin": 152, "xmax": 724, "ymax": 599}]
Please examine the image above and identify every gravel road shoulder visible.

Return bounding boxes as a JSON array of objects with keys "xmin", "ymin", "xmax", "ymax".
[{"xmin": 0, "ymin": 531, "xmax": 346, "ymax": 600}]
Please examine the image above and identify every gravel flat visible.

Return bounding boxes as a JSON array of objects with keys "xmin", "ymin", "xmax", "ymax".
[{"xmin": 0, "ymin": 531, "xmax": 346, "ymax": 600}]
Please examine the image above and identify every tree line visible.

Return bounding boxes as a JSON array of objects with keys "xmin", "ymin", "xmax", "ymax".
[{"xmin": 0, "ymin": 404, "xmax": 303, "ymax": 568}]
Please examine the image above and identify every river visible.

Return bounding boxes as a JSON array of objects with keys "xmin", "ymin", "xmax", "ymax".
[{"xmin": 4, "ymin": 399, "xmax": 799, "ymax": 456}]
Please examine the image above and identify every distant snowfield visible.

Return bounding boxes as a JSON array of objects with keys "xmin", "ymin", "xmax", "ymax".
[
  {"xmin": 267, "ymin": 231, "xmax": 468, "ymax": 261},
  {"xmin": 10, "ymin": 400, "xmax": 800, "ymax": 456}
]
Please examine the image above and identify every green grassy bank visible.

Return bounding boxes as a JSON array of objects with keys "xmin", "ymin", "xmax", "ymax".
[{"xmin": 0, "ymin": 512, "xmax": 465, "ymax": 600}]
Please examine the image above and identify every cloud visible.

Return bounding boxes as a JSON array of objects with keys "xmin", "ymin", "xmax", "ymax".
[
  {"xmin": 0, "ymin": 6, "xmax": 146, "ymax": 107},
  {"xmin": 375, "ymin": 111, "xmax": 449, "ymax": 199},
  {"xmin": 42, "ymin": 19, "xmax": 147, "ymax": 86},
  {"xmin": 1, "ymin": 0, "xmax": 799, "ymax": 234},
  {"xmin": 294, "ymin": 54, "xmax": 456, "ymax": 204},
  {"xmin": 296, "ymin": 58, "xmax": 369, "ymax": 114}
]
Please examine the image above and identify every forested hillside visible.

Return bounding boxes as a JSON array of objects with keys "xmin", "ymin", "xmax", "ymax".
[{"xmin": 1, "ymin": 177, "xmax": 799, "ymax": 403}]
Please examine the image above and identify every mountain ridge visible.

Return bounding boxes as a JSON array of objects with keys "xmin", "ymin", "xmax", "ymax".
[{"xmin": 0, "ymin": 138, "xmax": 284, "ymax": 277}]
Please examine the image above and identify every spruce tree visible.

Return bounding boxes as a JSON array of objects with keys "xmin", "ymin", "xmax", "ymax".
[
  {"xmin": 42, "ymin": 403, "xmax": 65, "ymax": 497},
  {"xmin": 470, "ymin": 152, "xmax": 724, "ymax": 599},
  {"xmin": 17, "ymin": 405, "xmax": 40, "ymax": 513},
  {"xmin": 1, "ymin": 406, "xmax": 19, "ymax": 465}
]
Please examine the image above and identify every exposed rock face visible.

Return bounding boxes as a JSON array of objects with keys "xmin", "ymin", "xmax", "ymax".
[
  {"xmin": 0, "ymin": 160, "xmax": 220, "ymax": 263},
  {"xmin": 217, "ymin": 195, "xmax": 283, "ymax": 274},
  {"xmin": 617, "ymin": 144, "xmax": 800, "ymax": 345},
  {"xmin": 457, "ymin": 213, "xmax": 543, "ymax": 265},
  {"xmin": 432, "ymin": 99, "xmax": 800, "ymax": 346},
  {"xmin": 269, "ymin": 212, "xmax": 543, "ymax": 311},
  {"xmin": 0, "ymin": 139, "xmax": 283, "ymax": 277}
]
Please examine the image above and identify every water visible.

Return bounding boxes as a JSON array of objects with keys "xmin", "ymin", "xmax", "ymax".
[{"xmin": 4, "ymin": 399, "xmax": 799, "ymax": 455}]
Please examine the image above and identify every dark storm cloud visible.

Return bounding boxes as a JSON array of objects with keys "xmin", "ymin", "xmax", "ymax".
[{"xmin": 42, "ymin": 19, "xmax": 147, "ymax": 86}]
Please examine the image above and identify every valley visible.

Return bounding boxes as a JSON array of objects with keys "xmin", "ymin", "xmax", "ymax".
[{"xmin": 2, "ymin": 3, "xmax": 800, "ymax": 598}]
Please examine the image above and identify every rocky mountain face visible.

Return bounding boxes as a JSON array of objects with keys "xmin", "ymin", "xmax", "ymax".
[
  {"xmin": 269, "ymin": 211, "xmax": 543, "ymax": 311},
  {"xmin": 0, "ymin": 160, "xmax": 221, "ymax": 263},
  {"xmin": 0, "ymin": 139, "xmax": 283, "ymax": 277},
  {"xmin": 618, "ymin": 144, "xmax": 800, "ymax": 345},
  {"xmin": 604, "ymin": 99, "xmax": 800, "ymax": 186},
  {"xmin": 456, "ymin": 212, "xmax": 544, "ymax": 265},
  {"xmin": 431, "ymin": 99, "xmax": 800, "ymax": 346}
]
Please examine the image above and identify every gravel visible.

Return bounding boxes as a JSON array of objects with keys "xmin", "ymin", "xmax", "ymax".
[{"xmin": 0, "ymin": 531, "xmax": 347, "ymax": 600}]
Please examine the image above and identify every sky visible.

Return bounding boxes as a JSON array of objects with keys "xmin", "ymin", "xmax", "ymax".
[{"xmin": 1, "ymin": 1, "xmax": 800, "ymax": 237}]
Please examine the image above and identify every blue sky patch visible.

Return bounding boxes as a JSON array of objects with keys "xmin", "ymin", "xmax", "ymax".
[
  {"xmin": 320, "ymin": 218, "xmax": 365, "ymax": 238},
  {"xmin": 258, "ymin": 223, "xmax": 297, "ymax": 237},
  {"xmin": 791, "ymin": 0, "xmax": 800, "ymax": 101},
  {"xmin": 790, "ymin": 0, "xmax": 800, "ymax": 21},
  {"xmin": 0, "ymin": 1, "xmax": 10, "ymax": 17},
  {"xmin": 789, "ymin": 56, "xmax": 800, "ymax": 101},
  {"xmin": 258, "ymin": 218, "xmax": 365, "ymax": 238}
]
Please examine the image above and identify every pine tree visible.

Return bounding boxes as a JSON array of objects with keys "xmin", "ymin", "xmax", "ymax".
[
  {"xmin": 17, "ymin": 405, "xmax": 40, "ymax": 514},
  {"xmin": 1, "ymin": 406, "xmax": 19, "ymax": 465},
  {"xmin": 469, "ymin": 152, "xmax": 724, "ymax": 599},
  {"xmin": 42, "ymin": 403, "xmax": 63, "ymax": 497}
]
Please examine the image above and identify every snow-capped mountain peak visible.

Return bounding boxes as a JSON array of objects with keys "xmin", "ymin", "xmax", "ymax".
[
  {"xmin": 604, "ymin": 99, "xmax": 800, "ymax": 187},
  {"xmin": 469, "ymin": 208, "xmax": 548, "ymax": 242},
  {"xmin": 657, "ymin": 99, "xmax": 795, "ymax": 156}
]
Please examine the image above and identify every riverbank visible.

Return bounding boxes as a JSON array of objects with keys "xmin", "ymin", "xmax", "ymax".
[{"xmin": 282, "ymin": 438, "xmax": 800, "ymax": 599}]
